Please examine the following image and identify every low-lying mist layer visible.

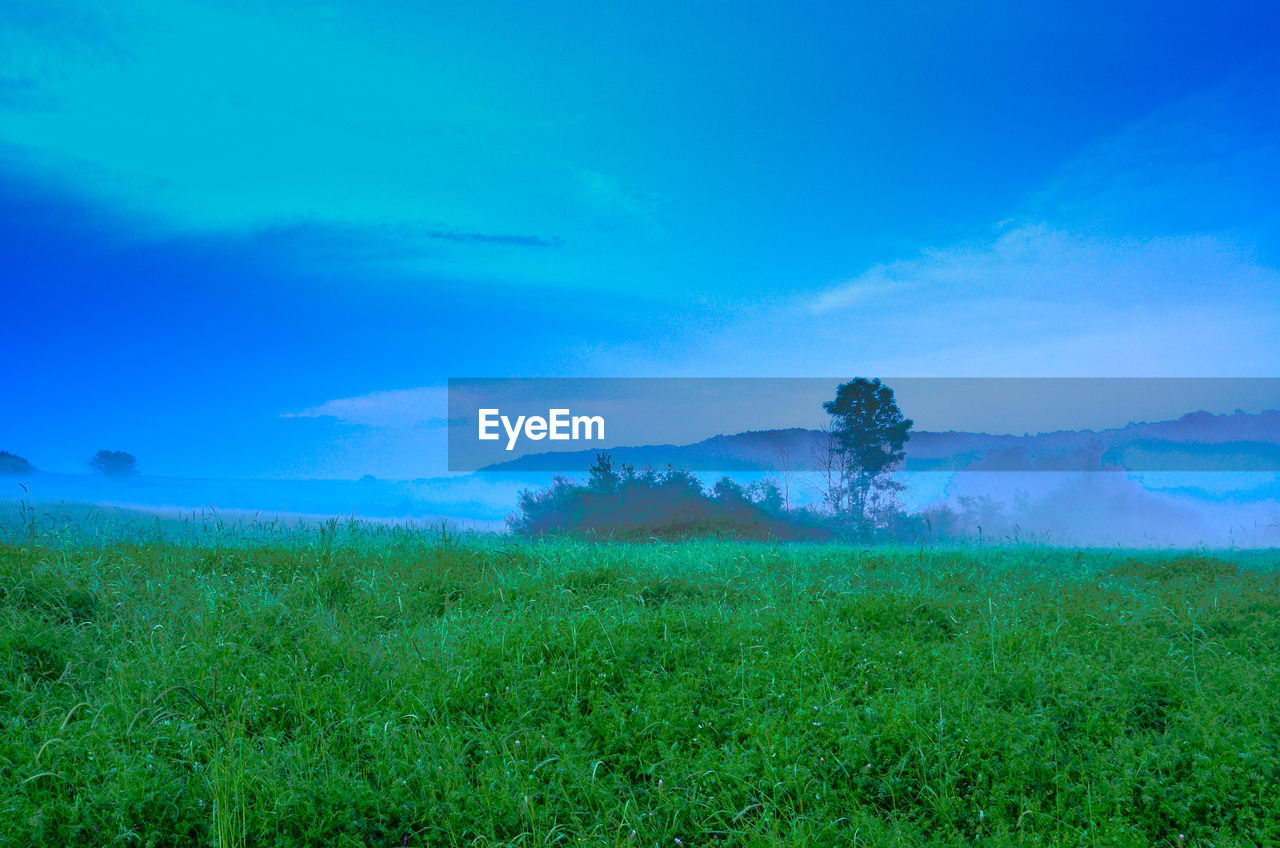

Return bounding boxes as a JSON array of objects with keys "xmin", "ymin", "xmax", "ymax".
[
  {"xmin": 2, "ymin": 527, "xmax": 1278, "ymax": 846},
  {"xmin": 7, "ymin": 466, "xmax": 1280, "ymax": 547}
]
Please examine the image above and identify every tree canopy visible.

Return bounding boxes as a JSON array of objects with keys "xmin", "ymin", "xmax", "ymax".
[
  {"xmin": 820, "ymin": 378, "xmax": 913, "ymax": 529},
  {"xmin": 509, "ymin": 453, "xmax": 825, "ymax": 540},
  {"xmin": 88, "ymin": 450, "xmax": 138, "ymax": 479}
]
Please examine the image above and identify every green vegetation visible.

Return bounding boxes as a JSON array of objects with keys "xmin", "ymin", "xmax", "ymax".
[
  {"xmin": 2, "ymin": 523, "xmax": 1278, "ymax": 846},
  {"xmin": 511, "ymin": 453, "xmax": 824, "ymax": 540}
]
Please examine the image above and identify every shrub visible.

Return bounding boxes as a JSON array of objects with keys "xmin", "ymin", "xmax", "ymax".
[{"xmin": 509, "ymin": 453, "xmax": 829, "ymax": 540}]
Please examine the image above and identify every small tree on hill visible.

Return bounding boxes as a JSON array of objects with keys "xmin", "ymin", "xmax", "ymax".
[{"xmin": 89, "ymin": 450, "xmax": 138, "ymax": 479}]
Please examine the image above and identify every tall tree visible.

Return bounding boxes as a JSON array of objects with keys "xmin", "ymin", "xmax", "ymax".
[{"xmin": 821, "ymin": 378, "xmax": 912, "ymax": 529}]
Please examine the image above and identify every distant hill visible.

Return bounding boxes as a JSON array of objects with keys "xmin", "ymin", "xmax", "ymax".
[
  {"xmin": 480, "ymin": 409, "xmax": 1280, "ymax": 472},
  {"xmin": 0, "ymin": 451, "xmax": 35, "ymax": 476}
]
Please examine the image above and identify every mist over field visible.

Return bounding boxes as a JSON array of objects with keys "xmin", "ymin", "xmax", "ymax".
[
  {"xmin": 5, "ymin": 465, "xmax": 1278, "ymax": 548},
  {"xmin": 8, "ymin": 401, "xmax": 1280, "ymax": 546}
]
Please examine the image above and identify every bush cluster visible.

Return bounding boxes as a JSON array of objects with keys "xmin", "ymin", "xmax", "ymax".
[{"xmin": 509, "ymin": 454, "xmax": 829, "ymax": 540}]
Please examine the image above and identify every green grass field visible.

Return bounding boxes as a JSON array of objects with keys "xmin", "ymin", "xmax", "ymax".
[{"xmin": 2, "ymin": 524, "xmax": 1278, "ymax": 846}]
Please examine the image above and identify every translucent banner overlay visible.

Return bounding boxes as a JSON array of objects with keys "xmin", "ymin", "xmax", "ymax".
[{"xmin": 448, "ymin": 378, "xmax": 1280, "ymax": 472}]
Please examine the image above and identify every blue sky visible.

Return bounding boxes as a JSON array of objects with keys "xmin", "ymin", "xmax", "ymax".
[{"xmin": 3, "ymin": 0, "xmax": 1279, "ymax": 478}]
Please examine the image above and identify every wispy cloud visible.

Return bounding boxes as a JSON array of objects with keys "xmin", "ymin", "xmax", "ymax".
[
  {"xmin": 582, "ymin": 213, "xmax": 1280, "ymax": 379},
  {"xmin": 1024, "ymin": 72, "xmax": 1280, "ymax": 233},
  {"xmin": 788, "ymin": 74, "xmax": 1280, "ymax": 377},
  {"xmin": 284, "ymin": 387, "xmax": 447, "ymax": 429},
  {"xmin": 424, "ymin": 228, "xmax": 562, "ymax": 247},
  {"xmin": 809, "ymin": 273, "xmax": 903, "ymax": 312},
  {"xmin": 811, "ymin": 223, "xmax": 1275, "ymax": 315},
  {"xmin": 577, "ymin": 169, "xmax": 665, "ymax": 234},
  {"xmin": 245, "ymin": 219, "xmax": 563, "ymax": 263},
  {"xmin": 281, "ymin": 386, "xmax": 456, "ymax": 477}
]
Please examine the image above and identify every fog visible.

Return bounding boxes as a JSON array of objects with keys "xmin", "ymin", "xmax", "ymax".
[
  {"xmin": 4, "ymin": 467, "xmax": 1277, "ymax": 548},
  {"xmin": 915, "ymin": 471, "xmax": 1280, "ymax": 548}
]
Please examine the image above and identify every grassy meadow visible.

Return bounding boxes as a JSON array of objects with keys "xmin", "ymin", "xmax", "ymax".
[{"xmin": 2, "ymin": 520, "xmax": 1279, "ymax": 846}]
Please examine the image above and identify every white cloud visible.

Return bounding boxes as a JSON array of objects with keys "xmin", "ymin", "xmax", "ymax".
[
  {"xmin": 811, "ymin": 223, "xmax": 1275, "ymax": 315},
  {"xmin": 611, "ymin": 220, "xmax": 1280, "ymax": 380},
  {"xmin": 774, "ymin": 76, "xmax": 1280, "ymax": 377},
  {"xmin": 810, "ymin": 272, "xmax": 903, "ymax": 312},
  {"xmin": 283, "ymin": 386, "xmax": 447, "ymax": 429}
]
